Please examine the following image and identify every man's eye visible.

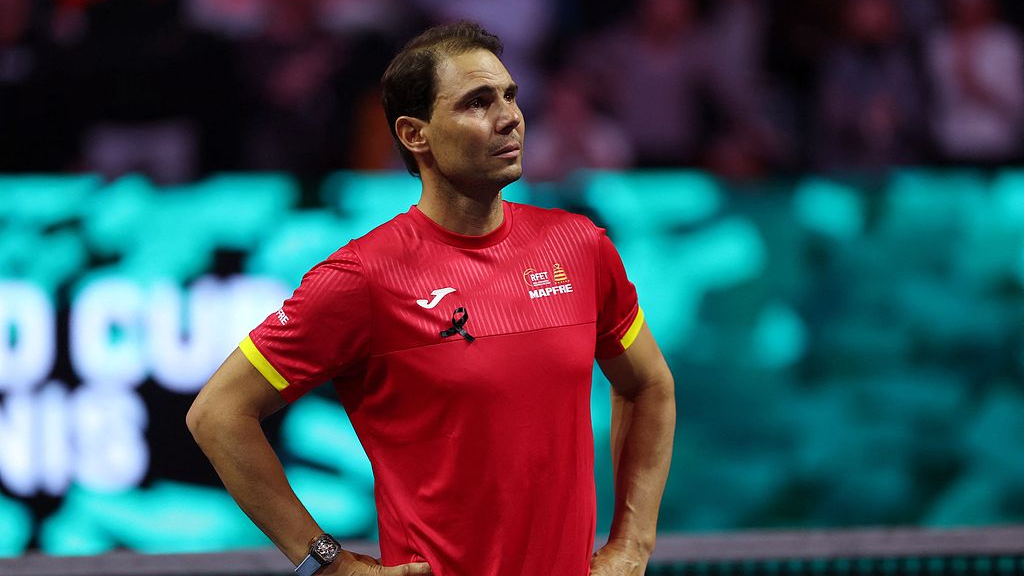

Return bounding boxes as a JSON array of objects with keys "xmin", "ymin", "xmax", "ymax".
[
  {"xmin": 504, "ymin": 92, "xmax": 515, "ymax": 102},
  {"xmin": 468, "ymin": 98, "xmax": 485, "ymax": 108}
]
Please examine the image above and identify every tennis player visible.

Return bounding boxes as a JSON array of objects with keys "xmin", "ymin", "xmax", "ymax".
[{"xmin": 187, "ymin": 21, "xmax": 675, "ymax": 576}]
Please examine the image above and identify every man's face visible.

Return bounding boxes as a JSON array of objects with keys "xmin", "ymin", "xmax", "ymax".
[{"xmin": 422, "ymin": 49, "xmax": 525, "ymax": 191}]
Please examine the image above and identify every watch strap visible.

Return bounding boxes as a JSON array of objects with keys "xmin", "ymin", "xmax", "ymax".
[{"xmin": 294, "ymin": 553, "xmax": 323, "ymax": 576}]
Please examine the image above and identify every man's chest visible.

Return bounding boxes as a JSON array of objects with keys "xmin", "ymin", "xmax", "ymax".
[{"xmin": 364, "ymin": 242, "xmax": 598, "ymax": 355}]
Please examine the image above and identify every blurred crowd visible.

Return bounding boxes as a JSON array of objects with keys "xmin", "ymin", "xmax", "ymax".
[{"xmin": 1, "ymin": 0, "xmax": 1023, "ymax": 184}]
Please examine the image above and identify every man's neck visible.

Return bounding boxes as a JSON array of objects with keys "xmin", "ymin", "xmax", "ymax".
[{"xmin": 417, "ymin": 176, "xmax": 505, "ymax": 237}]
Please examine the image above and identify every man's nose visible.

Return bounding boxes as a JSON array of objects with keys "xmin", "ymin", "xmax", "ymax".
[{"xmin": 496, "ymin": 101, "xmax": 522, "ymax": 135}]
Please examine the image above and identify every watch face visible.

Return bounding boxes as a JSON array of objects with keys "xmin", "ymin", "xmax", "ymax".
[{"xmin": 312, "ymin": 535, "xmax": 340, "ymax": 564}]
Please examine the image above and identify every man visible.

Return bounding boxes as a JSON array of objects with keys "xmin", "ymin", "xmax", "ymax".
[{"xmin": 187, "ymin": 21, "xmax": 675, "ymax": 576}]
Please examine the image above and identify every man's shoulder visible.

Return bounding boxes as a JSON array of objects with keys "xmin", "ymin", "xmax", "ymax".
[
  {"xmin": 345, "ymin": 210, "xmax": 418, "ymax": 255},
  {"xmin": 509, "ymin": 201, "xmax": 605, "ymax": 248},
  {"xmin": 305, "ymin": 211, "xmax": 414, "ymax": 278},
  {"xmin": 510, "ymin": 201, "xmax": 599, "ymax": 232}
]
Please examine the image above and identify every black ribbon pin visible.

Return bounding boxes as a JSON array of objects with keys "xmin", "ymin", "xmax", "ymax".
[{"xmin": 440, "ymin": 307, "xmax": 475, "ymax": 342}]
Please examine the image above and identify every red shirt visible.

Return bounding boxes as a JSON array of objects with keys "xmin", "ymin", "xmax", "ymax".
[{"xmin": 242, "ymin": 201, "xmax": 643, "ymax": 576}]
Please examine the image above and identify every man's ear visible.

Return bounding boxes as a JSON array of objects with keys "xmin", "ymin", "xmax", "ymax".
[{"xmin": 395, "ymin": 116, "xmax": 430, "ymax": 155}]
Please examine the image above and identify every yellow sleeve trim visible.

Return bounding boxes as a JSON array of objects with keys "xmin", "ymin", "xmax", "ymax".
[
  {"xmin": 619, "ymin": 307, "xmax": 645, "ymax": 351},
  {"xmin": 239, "ymin": 336, "xmax": 290, "ymax": 392}
]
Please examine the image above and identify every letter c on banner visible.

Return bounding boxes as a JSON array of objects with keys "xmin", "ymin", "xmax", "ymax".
[{"xmin": 70, "ymin": 278, "xmax": 147, "ymax": 390}]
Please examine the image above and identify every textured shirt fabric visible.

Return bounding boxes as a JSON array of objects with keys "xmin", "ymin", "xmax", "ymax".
[{"xmin": 241, "ymin": 200, "xmax": 643, "ymax": 576}]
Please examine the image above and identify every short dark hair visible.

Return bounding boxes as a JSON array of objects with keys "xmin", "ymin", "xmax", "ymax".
[{"xmin": 381, "ymin": 21, "xmax": 504, "ymax": 176}]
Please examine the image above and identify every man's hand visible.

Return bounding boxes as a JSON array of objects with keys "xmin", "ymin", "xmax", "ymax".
[
  {"xmin": 323, "ymin": 550, "xmax": 433, "ymax": 576},
  {"xmin": 588, "ymin": 541, "xmax": 649, "ymax": 576}
]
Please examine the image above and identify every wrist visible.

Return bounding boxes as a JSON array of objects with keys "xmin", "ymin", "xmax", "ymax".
[
  {"xmin": 605, "ymin": 533, "xmax": 655, "ymax": 557},
  {"xmin": 294, "ymin": 533, "xmax": 340, "ymax": 576}
]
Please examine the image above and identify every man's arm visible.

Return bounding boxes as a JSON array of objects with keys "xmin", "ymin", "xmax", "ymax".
[
  {"xmin": 186, "ymin": 349, "xmax": 431, "ymax": 576},
  {"xmin": 590, "ymin": 323, "xmax": 676, "ymax": 576},
  {"xmin": 186, "ymin": 348, "xmax": 317, "ymax": 563}
]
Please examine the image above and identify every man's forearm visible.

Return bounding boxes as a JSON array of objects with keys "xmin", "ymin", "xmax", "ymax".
[
  {"xmin": 607, "ymin": 377, "xmax": 676, "ymax": 554},
  {"xmin": 189, "ymin": 411, "xmax": 321, "ymax": 565}
]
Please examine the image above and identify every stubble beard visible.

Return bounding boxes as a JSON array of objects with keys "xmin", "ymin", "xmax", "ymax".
[{"xmin": 442, "ymin": 156, "xmax": 523, "ymax": 200}]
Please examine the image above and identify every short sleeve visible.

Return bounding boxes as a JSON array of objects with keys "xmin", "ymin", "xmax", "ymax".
[
  {"xmin": 594, "ymin": 230, "xmax": 643, "ymax": 359},
  {"xmin": 240, "ymin": 247, "xmax": 370, "ymax": 403}
]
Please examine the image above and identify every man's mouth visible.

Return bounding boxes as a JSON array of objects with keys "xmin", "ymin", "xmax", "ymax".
[{"xmin": 492, "ymin": 142, "xmax": 521, "ymax": 158}]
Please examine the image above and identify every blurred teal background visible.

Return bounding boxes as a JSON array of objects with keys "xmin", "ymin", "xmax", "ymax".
[{"xmin": 1, "ymin": 169, "xmax": 1024, "ymax": 556}]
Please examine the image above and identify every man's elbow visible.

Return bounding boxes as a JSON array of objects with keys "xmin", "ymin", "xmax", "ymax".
[
  {"xmin": 654, "ymin": 373, "xmax": 676, "ymax": 414},
  {"xmin": 643, "ymin": 370, "xmax": 676, "ymax": 424},
  {"xmin": 185, "ymin": 397, "xmax": 215, "ymax": 446},
  {"xmin": 643, "ymin": 367, "xmax": 675, "ymax": 402},
  {"xmin": 661, "ymin": 374, "xmax": 676, "ymax": 426},
  {"xmin": 185, "ymin": 402, "xmax": 201, "ymax": 437}
]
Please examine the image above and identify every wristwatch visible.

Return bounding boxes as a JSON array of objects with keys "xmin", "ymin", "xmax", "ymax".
[{"xmin": 294, "ymin": 533, "xmax": 340, "ymax": 576}]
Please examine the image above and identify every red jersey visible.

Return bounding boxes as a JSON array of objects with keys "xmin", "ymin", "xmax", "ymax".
[{"xmin": 242, "ymin": 201, "xmax": 643, "ymax": 576}]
